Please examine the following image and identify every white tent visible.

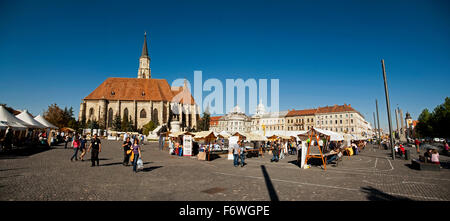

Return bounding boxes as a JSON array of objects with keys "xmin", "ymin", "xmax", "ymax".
[
  {"xmin": 16, "ymin": 110, "xmax": 46, "ymax": 129},
  {"xmin": 218, "ymin": 131, "xmax": 231, "ymax": 139},
  {"xmin": 0, "ymin": 105, "xmax": 29, "ymax": 130},
  {"xmin": 34, "ymin": 115, "xmax": 58, "ymax": 129},
  {"xmin": 0, "ymin": 121, "xmax": 8, "ymax": 129}
]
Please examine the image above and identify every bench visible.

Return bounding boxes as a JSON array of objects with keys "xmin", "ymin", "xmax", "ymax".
[{"xmin": 411, "ymin": 159, "xmax": 440, "ymax": 171}]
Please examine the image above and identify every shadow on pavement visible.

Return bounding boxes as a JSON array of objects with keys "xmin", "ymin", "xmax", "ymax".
[
  {"xmin": 0, "ymin": 168, "xmax": 27, "ymax": 172},
  {"xmin": 142, "ymin": 166, "xmax": 163, "ymax": 172},
  {"xmin": 361, "ymin": 186, "xmax": 413, "ymax": 201},
  {"xmin": 0, "ymin": 146, "xmax": 51, "ymax": 159},
  {"xmin": 260, "ymin": 165, "xmax": 279, "ymax": 201},
  {"xmin": 99, "ymin": 162, "xmax": 123, "ymax": 167},
  {"xmin": 288, "ymin": 160, "xmax": 301, "ymax": 168}
]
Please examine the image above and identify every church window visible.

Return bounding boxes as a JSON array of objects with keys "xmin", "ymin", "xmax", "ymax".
[
  {"xmin": 123, "ymin": 108, "xmax": 129, "ymax": 120},
  {"xmin": 140, "ymin": 109, "xmax": 147, "ymax": 118},
  {"xmin": 108, "ymin": 108, "xmax": 113, "ymax": 127}
]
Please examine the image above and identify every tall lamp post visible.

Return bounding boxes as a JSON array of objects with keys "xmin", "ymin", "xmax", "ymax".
[{"xmin": 381, "ymin": 59, "xmax": 395, "ymax": 160}]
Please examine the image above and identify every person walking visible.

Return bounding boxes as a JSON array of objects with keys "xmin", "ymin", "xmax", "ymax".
[
  {"xmin": 271, "ymin": 142, "xmax": 280, "ymax": 162},
  {"xmin": 131, "ymin": 139, "xmax": 142, "ymax": 173},
  {"xmin": 64, "ymin": 134, "xmax": 69, "ymax": 149},
  {"xmin": 415, "ymin": 138, "xmax": 421, "ymax": 153},
  {"xmin": 87, "ymin": 134, "xmax": 101, "ymax": 167},
  {"xmin": 122, "ymin": 137, "xmax": 132, "ymax": 166},
  {"xmin": 232, "ymin": 140, "xmax": 240, "ymax": 167},
  {"xmin": 70, "ymin": 134, "xmax": 80, "ymax": 161},
  {"xmin": 239, "ymin": 140, "xmax": 246, "ymax": 167},
  {"xmin": 79, "ymin": 135, "xmax": 87, "ymax": 161}
]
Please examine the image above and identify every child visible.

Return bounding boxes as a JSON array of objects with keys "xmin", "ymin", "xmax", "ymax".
[{"xmin": 431, "ymin": 149, "xmax": 440, "ymax": 165}]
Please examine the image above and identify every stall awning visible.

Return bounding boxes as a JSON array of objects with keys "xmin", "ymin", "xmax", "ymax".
[
  {"xmin": 34, "ymin": 115, "xmax": 58, "ymax": 129},
  {"xmin": 16, "ymin": 110, "xmax": 46, "ymax": 129},
  {"xmin": 0, "ymin": 106, "xmax": 29, "ymax": 130}
]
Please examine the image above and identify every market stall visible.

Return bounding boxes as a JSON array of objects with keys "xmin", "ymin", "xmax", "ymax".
[
  {"xmin": 297, "ymin": 127, "xmax": 344, "ymax": 171},
  {"xmin": 194, "ymin": 131, "xmax": 217, "ymax": 161}
]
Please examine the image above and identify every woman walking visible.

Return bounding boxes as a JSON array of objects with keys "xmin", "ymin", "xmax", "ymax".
[
  {"xmin": 79, "ymin": 135, "xmax": 87, "ymax": 161},
  {"xmin": 70, "ymin": 134, "xmax": 80, "ymax": 161},
  {"xmin": 131, "ymin": 139, "xmax": 142, "ymax": 173}
]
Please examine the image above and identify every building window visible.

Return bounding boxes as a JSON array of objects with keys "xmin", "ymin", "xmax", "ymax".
[
  {"xmin": 351, "ymin": 119, "xmax": 354, "ymax": 124},
  {"xmin": 123, "ymin": 108, "xmax": 129, "ymax": 120},
  {"xmin": 107, "ymin": 108, "xmax": 113, "ymax": 128},
  {"xmin": 340, "ymin": 120, "xmax": 342, "ymax": 124},
  {"xmin": 140, "ymin": 109, "xmax": 147, "ymax": 118},
  {"xmin": 89, "ymin": 108, "xmax": 94, "ymax": 119}
]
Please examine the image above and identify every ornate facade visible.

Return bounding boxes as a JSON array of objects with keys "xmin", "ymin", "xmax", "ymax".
[{"xmin": 79, "ymin": 34, "xmax": 198, "ymax": 130}]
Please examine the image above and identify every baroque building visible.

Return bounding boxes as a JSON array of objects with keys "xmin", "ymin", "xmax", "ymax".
[{"xmin": 79, "ymin": 34, "xmax": 198, "ymax": 131}]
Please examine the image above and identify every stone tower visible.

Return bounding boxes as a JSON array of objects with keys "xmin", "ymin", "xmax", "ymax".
[{"xmin": 138, "ymin": 32, "xmax": 151, "ymax": 79}]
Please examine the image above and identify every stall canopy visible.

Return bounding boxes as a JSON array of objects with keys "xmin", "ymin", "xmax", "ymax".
[
  {"xmin": 298, "ymin": 128, "xmax": 344, "ymax": 141},
  {"xmin": 16, "ymin": 110, "xmax": 46, "ymax": 129},
  {"xmin": 218, "ymin": 131, "xmax": 231, "ymax": 139},
  {"xmin": 34, "ymin": 115, "xmax": 58, "ymax": 129},
  {"xmin": 169, "ymin": 131, "xmax": 195, "ymax": 138},
  {"xmin": 60, "ymin": 127, "xmax": 75, "ymax": 133},
  {"xmin": 194, "ymin": 131, "xmax": 217, "ymax": 140},
  {"xmin": 0, "ymin": 105, "xmax": 29, "ymax": 129}
]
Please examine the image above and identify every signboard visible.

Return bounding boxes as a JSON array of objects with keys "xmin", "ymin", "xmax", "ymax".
[
  {"xmin": 228, "ymin": 136, "xmax": 239, "ymax": 160},
  {"xmin": 183, "ymin": 135, "xmax": 192, "ymax": 156}
]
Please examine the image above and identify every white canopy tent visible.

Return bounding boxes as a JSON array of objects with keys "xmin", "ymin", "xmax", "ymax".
[
  {"xmin": 16, "ymin": 110, "xmax": 46, "ymax": 129},
  {"xmin": 34, "ymin": 115, "xmax": 58, "ymax": 129},
  {"xmin": 0, "ymin": 105, "xmax": 29, "ymax": 130},
  {"xmin": 0, "ymin": 121, "xmax": 8, "ymax": 129},
  {"xmin": 218, "ymin": 131, "xmax": 231, "ymax": 139}
]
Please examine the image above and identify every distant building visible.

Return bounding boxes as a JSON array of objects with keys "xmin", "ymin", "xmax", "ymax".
[
  {"xmin": 209, "ymin": 103, "xmax": 372, "ymax": 139},
  {"xmin": 212, "ymin": 105, "xmax": 251, "ymax": 133}
]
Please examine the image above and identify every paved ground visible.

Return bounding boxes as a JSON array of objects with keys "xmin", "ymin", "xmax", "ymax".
[{"xmin": 1, "ymin": 140, "xmax": 449, "ymax": 201}]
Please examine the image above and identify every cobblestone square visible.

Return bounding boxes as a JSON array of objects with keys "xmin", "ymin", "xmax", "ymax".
[{"xmin": 1, "ymin": 141, "xmax": 449, "ymax": 201}]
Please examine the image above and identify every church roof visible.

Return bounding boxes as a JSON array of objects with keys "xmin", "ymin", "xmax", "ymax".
[{"xmin": 84, "ymin": 77, "xmax": 195, "ymax": 104}]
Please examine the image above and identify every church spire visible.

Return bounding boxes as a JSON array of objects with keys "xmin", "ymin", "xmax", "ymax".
[
  {"xmin": 138, "ymin": 32, "xmax": 151, "ymax": 79},
  {"xmin": 141, "ymin": 32, "xmax": 149, "ymax": 58}
]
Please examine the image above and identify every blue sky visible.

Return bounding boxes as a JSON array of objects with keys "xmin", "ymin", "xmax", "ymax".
[{"xmin": 0, "ymin": 0, "xmax": 449, "ymax": 131}]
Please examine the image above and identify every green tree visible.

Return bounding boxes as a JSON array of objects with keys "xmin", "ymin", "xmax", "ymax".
[
  {"xmin": 142, "ymin": 120, "xmax": 158, "ymax": 135},
  {"xmin": 112, "ymin": 114, "xmax": 122, "ymax": 131},
  {"xmin": 415, "ymin": 97, "xmax": 450, "ymax": 138}
]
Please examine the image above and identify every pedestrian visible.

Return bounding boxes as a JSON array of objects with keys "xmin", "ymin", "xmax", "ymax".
[
  {"xmin": 64, "ymin": 134, "xmax": 69, "ymax": 149},
  {"xmin": 431, "ymin": 149, "xmax": 440, "ymax": 165},
  {"xmin": 131, "ymin": 139, "xmax": 142, "ymax": 173},
  {"xmin": 158, "ymin": 133, "xmax": 163, "ymax": 150},
  {"xmin": 239, "ymin": 140, "xmax": 246, "ymax": 167},
  {"xmin": 271, "ymin": 142, "xmax": 279, "ymax": 162},
  {"xmin": 79, "ymin": 135, "xmax": 87, "ymax": 161},
  {"xmin": 415, "ymin": 138, "xmax": 421, "ymax": 153},
  {"xmin": 70, "ymin": 134, "xmax": 80, "ymax": 161},
  {"xmin": 443, "ymin": 141, "xmax": 449, "ymax": 156},
  {"xmin": 87, "ymin": 134, "xmax": 101, "ymax": 167},
  {"xmin": 140, "ymin": 134, "xmax": 145, "ymax": 146},
  {"xmin": 232, "ymin": 140, "xmax": 240, "ymax": 167},
  {"xmin": 122, "ymin": 137, "xmax": 132, "ymax": 166}
]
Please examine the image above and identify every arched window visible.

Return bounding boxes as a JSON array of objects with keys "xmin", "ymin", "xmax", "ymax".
[
  {"xmin": 140, "ymin": 109, "xmax": 147, "ymax": 118},
  {"xmin": 123, "ymin": 108, "xmax": 129, "ymax": 120},
  {"xmin": 89, "ymin": 108, "xmax": 94, "ymax": 120},
  {"xmin": 163, "ymin": 103, "xmax": 167, "ymax": 123},
  {"xmin": 152, "ymin": 108, "xmax": 159, "ymax": 124},
  {"xmin": 108, "ymin": 108, "xmax": 113, "ymax": 128}
]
